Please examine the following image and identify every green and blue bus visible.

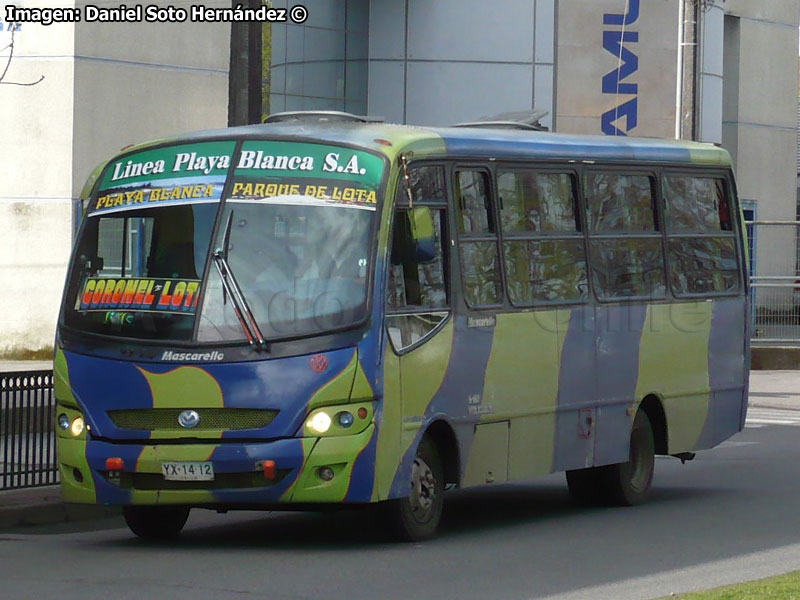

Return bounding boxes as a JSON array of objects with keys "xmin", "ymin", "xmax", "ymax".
[{"xmin": 55, "ymin": 113, "xmax": 749, "ymax": 540}]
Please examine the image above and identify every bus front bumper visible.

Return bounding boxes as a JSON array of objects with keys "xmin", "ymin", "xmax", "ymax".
[{"xmin": 56, "ymin": 425, "xmax": 376, "ymax": 507}]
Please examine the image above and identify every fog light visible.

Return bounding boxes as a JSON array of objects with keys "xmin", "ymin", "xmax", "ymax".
[
  {"xmin": 72, "ymin": 468, "xmax": 84, "ymax": 483},
  {"xmin": 337, "ymin": 411, "xmax": 354, "ymax": 428},
  {"xmin": 70, "ymin": 417, "xmax": 85, "ymax": 437},
  {"xmin": 58, "ymin": 414, "xmax": 70, "ymax": 430},
  {"xmin": 318, "ymin": 466, "xmax": 335, "ymax": 481},
  {"xmin": 307, "ymin": 412, "xmax": 332, "ymax": 434}
]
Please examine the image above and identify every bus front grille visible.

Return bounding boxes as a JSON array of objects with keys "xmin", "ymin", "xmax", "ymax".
[{"xmin": 107, "ymin": 408, "xmax": 279, "ymax": 431}]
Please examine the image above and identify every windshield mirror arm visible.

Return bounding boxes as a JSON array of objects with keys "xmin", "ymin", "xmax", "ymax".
[{"xmin": 400, "ymin": 154, "xmax": 415, "ymax": 208}]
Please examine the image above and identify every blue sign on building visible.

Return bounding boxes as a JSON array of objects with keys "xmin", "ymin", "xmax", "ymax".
[{"xmin": 601, "ymin": 0, "xmax": 639, "ymax": 136}]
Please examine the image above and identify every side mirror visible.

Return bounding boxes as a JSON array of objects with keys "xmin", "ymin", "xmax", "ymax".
[{"xmin": 407, "ymin": 207, "xmax": 436, "ymax": 263}]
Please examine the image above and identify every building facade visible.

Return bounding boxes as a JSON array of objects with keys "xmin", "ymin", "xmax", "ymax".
[
  {"xmin": 1, "ymin": 0, "xmax": 798, "ymax": 354},
  {"xmin": 0, "ymin": 4, "xmax": 229, "ymax": 357},
  {"xmin": 270, "ymin": 0, "xmax": 799, "ymax": 320}
]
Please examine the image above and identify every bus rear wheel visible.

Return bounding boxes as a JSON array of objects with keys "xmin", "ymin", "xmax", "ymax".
[
  {"xmin": 566, "ymin": 410, "xmax": 655, "ymax": 506},
  {"xmin": 387, "ymin": 436, "xmax": 444, "ymax": 542},
  {"xmin": 123, "ymin": 506, "xmax": 190, "ymax": 539}
]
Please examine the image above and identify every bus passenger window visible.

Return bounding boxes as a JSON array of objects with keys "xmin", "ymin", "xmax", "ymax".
[
  {"xmin": 387, "ymin": 167, "xmax": 449, "ymax": 351},
  {"xmin": 498, "ymin": 170, "xmax": 587, "ymax": 304},
  {"xmin": 456, "ymin": 170, "xmax": 503, "ymax": 307},
  {"xmin": 663, "ymin": 176, "xmax": 740, "ymax": 295},
  {"xmin": 586, "ymin": 173, "xmax": 656, "ymax": 232},
  {"xmin": 456, "ymin": 171, "xmax": 494, "ymax": 233},
  {"xmin": 664, "ymin": 177, "xmax": 732, "ymax": 232},
  {"xmin": 460, "ymin": 241, "xmax": 502, "ymax": 305},
  {"xmin": 586, "ymin": 172, "xmax": 665, "ymax": 299},
  {"xmin": 498, "ymin": 172, "xmax": 579, "ymax": 233},
  {"xmin": 590, "ymin": 239, "xmax": 665, "ymax": 299}
]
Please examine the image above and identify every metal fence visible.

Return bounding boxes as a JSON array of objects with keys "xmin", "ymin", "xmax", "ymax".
[
  {"xmin": 0, "ymin": 370, "xmax": 59, "ymax": 490},
  {"xmin": 748, "ymin": 221, "xmax": 800, "ymax": 346}
]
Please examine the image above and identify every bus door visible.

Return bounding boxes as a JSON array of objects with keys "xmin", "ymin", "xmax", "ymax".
[{"xmin": 383, "ymin": 166, "xmax": 453, "ymax": 494}]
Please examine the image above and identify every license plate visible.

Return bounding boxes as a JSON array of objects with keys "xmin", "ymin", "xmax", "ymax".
[{"xmin": 161, "ymin": 462, "xmax": 214, "ymax": 481}]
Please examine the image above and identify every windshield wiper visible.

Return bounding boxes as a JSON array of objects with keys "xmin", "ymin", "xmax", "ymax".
[{"xmin": 212, "ymin": 211, "xmax": 268, "ymax": 352}]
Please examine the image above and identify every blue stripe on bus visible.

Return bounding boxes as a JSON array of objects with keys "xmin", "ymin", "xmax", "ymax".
[
  {"xmin": 440, "ymin": 132, "xmax": 693, "ymax": 163},
  {"xmin": 696, "ymin": 298, "xmax": 748, "ymax": 449}
]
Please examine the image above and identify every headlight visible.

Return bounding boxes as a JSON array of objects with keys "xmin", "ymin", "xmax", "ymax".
[
  {"xmin": 302, "ymin": 403, "xmax": 374, "ymax": 437},
  {"xmin": 56, "ymin": 404, "xmax": 87, "ymax": 439},
  {"xmin": 70, "ymin": 417, "xmax": 85, "ymax": 437},
  {"xmin": 307, "ymin": 412, "xmax": 332, "ymax": 434}
]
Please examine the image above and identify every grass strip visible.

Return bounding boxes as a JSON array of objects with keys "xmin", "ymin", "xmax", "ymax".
[{"xmin": 662, "ymin": 570, "xmax": 800, "ymax": 599}]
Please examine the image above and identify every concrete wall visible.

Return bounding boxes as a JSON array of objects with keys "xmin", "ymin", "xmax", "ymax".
[
  {"xmin": 0, "ymin": 7, "xmax": 75, "ymax": 357},
  {"xmin": 71, "ymin": 19, "xmax": 229, "ymax": 198},
  {"xmin": 722, "ymin": 0, "xmax": 799, "ymax": 288},
  {"xmin": 0, "ymin": 5, "xmax": 229, "ymax": 357},
  {"xmin": 368, "ymin": 0, "xmax": 556, "ymax": 128}
]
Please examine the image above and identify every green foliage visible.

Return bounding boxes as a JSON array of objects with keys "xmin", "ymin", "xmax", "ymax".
[{"xmin": 662, "ymin": 570, "xmax": 800, "ymax": 599}]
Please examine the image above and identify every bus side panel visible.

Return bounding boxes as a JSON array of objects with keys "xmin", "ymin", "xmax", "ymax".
[
  {"xmin": 694, "ymin": 297, "xmax": 748, "ymax": 449},
  {"xmin": 481, "ymin": 309, "xmax": 566, "ymax": 482},
  {"xmin": 591, "ymin": 304, "xmax": 648, "ymax": 467},
  {"xmin": 636, "ymin": 302, "xmax": 713, "ymax": 455},
  {"xmin": 552, "ymin": 306, "xmax": 598, "ymax": 472}
]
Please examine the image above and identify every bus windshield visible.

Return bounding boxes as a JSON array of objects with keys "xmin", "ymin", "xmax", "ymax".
[
  {"xmin": 62, "ymin": 139, "xmax": 385, "ymax": 344},
  {"xmin": 198, "ymin": 197, "xmax": 374, "ymax": 342}
]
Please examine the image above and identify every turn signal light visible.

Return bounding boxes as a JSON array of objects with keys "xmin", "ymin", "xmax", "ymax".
[
  {"xmin": 263, "ymin": 460, "xmax": 276, "ymax": 480},
  {"xmin": 105, "ymin": 457, "xmax": 124, "ymax": 471}
]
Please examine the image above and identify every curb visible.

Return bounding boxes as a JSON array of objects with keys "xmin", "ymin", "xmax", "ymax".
[{"xmin": 0, "ymin": 486, "xmax": 120, "ymax": 530}]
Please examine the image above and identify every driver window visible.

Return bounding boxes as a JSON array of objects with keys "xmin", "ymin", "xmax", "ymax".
[{"xmin": 387, "ymin": 166, "xmax": 449, "ymax": 352}]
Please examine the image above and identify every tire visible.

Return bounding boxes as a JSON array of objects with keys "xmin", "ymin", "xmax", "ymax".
[
  {"xmin": 123, "ymin": 506, "xmax": 190, "ymax": 539},
  {"xmin": 387, "ymin": 436, "xmax": 444, "ymax": 542},
  {"xmin": 604, "ymin": 409, "xmax": 655, "ymax": 506},
  {"xmin": 566, "ymin": 410, "xmax": 655, "ymax": 507}
]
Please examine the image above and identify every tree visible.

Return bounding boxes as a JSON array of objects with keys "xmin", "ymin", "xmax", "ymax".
[{"xmin": 0, "ymin": 26, "xmax": 44, "ymax": 87}]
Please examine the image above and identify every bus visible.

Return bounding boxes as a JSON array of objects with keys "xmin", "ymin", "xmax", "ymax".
[{"xmin": 55, "ymin": 112, "xmax": 749, "ymax": 541}]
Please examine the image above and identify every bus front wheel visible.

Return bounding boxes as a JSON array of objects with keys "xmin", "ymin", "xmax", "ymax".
[
  {"xmin": 566, "ymin": 410, "xmax": 655, "ymax": 506},
  {"xmin": 388, "ymin": 436, "xmax": 444, "ymax": 542},
  {"xmin": 123, "ymin": 506, "xmax": 190, "ymax": 539}
]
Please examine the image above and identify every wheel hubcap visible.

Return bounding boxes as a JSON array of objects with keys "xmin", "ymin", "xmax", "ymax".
[{"xmin": 409, "ymin": 456, "xmax": 437, "ymax": 519}]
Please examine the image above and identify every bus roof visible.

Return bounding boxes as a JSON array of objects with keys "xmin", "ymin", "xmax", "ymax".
[{"xmin": 123, "ymin": 121, "xmax": 732, "ymax": 168}]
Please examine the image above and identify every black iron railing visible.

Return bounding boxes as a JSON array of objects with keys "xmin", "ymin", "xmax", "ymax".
[{"xmin": 1, "ymin": 370, "xmax": 58, "ymax": 490}]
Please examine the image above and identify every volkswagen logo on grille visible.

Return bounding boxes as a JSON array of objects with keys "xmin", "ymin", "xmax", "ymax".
[{"xmin": 178, "ymin": 410, "xmax": 201, "ymax": 429}]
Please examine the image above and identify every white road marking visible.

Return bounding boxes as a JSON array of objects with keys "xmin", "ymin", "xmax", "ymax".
[{"xmin": 745, "ymin": 408, "xmax": 800, "ymax": 428}]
